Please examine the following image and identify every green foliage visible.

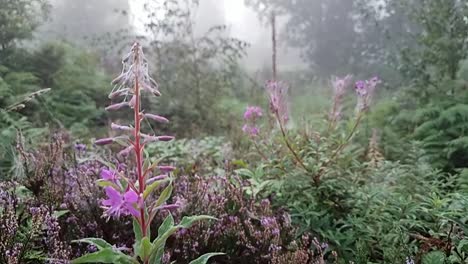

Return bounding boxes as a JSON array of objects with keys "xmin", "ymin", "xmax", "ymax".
[
  {"xmin": 139, "ymin": 0, "xmax": 248, "ymax": 137},
  {"xmin": 73, "ymin": 214, "xmax": 218, "ymax": 264},
  {"xmin": 237, "ymin": 94, "xmax": 468, "ymax": 263},
  {"xmin": 145, "ymin": 136, "xmax": 230, "ymax": 175},
  {"xmin": 373, "ymin": 88, "xmax": 468, "ymax": 171},
  {"xmin": 0, "ymin": 0, "xmax": 50, "ymax": 51}
]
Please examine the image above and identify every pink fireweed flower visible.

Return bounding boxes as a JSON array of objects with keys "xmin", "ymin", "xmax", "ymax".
[
  {"xmin": 95, "ymin": 137, "xmax": 114, "ymax": 146},
  {"xmin": 330, "ymin": 75, "xmax": 353, "ymax": 122},
  {"xmin": 100, "ymin": 168, "xmax": 118, "ymax": 181},
  {"xmin": 242, "ymin": 106, "xmax": 263, "ymax": 137},
  {"xmin": 144, "ymin": 113, "xmax": 169, "ymax": 123},
  {"xmin": 266, "ymin": 80, "xmax": 289, "ymax": 124},
  {"xmin": 102, "ymin": 187, "xmax": 140, "ymax": 218},
  {"xmin": 105, "ymin": 102, "xmax": 129, "ymax": 111},
  {"xmin": 242, "ymin": 124, "xmax": 260, "ymax": 137},
  {"xmin": 355, "ymin": 77, "xmax": 380, "ymax": 112},
  {"xmin": 244, "ymin": 106, "xmax": 263, "ymax": 120},
  {"xmin": 93, "ymin": 42, "xmax": 176, "ymax": 241}
]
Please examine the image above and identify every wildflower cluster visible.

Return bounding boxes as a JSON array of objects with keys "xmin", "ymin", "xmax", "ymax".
[
  {"xmin": 355, "ymin": 76, "xmax": 380, "ymax": 112},
  {"xmin": 242, "ymin": 106, "xmax": 263, "ymax": 137}
]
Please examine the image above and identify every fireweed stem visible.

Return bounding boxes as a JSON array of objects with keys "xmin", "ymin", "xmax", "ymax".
[
  {"xmin": 274, "ymin": 111, "xmax": 310, "ymax": 173},
  {"xmin": 132, "ymin": 49, "xmax": 147, "ymax": 242},
  {"xmin": 313, "ymin": 112, "xmax": 364, "ymax": 185}
]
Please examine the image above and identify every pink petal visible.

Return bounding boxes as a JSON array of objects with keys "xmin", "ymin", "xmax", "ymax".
[
  {"xmin": 105, "ymin": 187, "xmax": 122, "ymax": 203},
  {"xmin": 124, "ymin": 189, "xmax": 139, "ymax": 203},
  {"xmin": 100, "ymin": 169, "xmax": 114, "ymax": 180}
]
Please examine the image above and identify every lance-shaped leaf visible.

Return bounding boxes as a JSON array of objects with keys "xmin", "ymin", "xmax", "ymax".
[
  {"xmin": 152, "ymin": 183, "xmax": 173, "ymax": 208},
  {"xmin": 178, "ymin": 215, "xmax": 217, "ymax": 229},
  {"xmin": 189, "ymin": 253, "xmax": 225, "ymax": 264},
  {"xmin": 72, "ymin": 238, "xmax": 113, "ymax": 251},
  {"xmin": 71, "ymin": 248, "xmax": 136, "ymax": 264},
  {"xmin": 143, "ymin": 178, "xmax": 169, "ymax": 199},
  {"xmin": 148, "ymin": 214, "xmax": 176, "ymax": 264}
]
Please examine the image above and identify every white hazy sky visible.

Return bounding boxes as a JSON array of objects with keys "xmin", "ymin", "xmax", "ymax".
[
  {"xmin": 128, "ymin": 0, "xmax": 303, "ymax": 69},
  {"xmin": 129, "ymin": 0, "xmax": 254, "ymax": 36}
]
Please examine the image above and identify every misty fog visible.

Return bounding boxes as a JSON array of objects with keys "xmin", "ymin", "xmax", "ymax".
[
  {"xmin": 2, "ymin": 0, "xmax": 468, "ymax": 263},
  {"xmin": 38, "ymin": 0, "xmax": 303, "ymax": 70}
]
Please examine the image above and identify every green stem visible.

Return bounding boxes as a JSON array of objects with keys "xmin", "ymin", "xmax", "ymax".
[
  {"xmin": 275, "ymin": 111, "xmax": 310, "ymax": 173},
  {"xmin": 314, "ymin": 113, "xmax": 364, "ymax": 185}
]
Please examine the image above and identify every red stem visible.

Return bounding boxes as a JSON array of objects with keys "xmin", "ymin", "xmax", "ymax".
[{"xmin": 133, "ymin": 50, "xmax": 147, "ymax": 240}]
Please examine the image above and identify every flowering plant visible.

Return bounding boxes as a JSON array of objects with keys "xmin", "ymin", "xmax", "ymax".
[{"xmin": 71, "ymin": 43, "xmax": 222, "ymax": 264}]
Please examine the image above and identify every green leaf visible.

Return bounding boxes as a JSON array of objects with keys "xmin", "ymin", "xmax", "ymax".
[
  {"xmin": 138, "ymin": 237, "xmax": 152, "ymax": 260},
  {"xmin": 72, "ymin": 238, "xmax": 113, "ymax": 250},
  {"xmin": 153, "ymin": 183, "xmax": 173, "ymax": 208},
  {"xmin": 457, "ymin": 239, "xmax": 468, "ymax": 252},
  {"xmin": 178, "ymin": 215, "xmax": 217, "ymax": 229},
  {"xmin": 52, "ymin": 210, "xmax": 69, "ymax": 218},
  {"xmin": 97, "ymin": 180, "xmax": 117, "ymax": 188},
  {"xmin": 189, "ymin": 253, "xmax": 225, "ymax": 264},
  {"xmin": 153, "ymin": 226, "xmax": 178, "ymax": 250},
  {"xmin": 158, "ymin": 214, "xmax": 175, "ymax": 236},
  {"xmin": 150, "ymin": 215, "xmax": 179, "ymax": 263},
  {"xmin": 143, "ymin": 179, "xmax": 168, "ymax": 199},
  {"xmin": 133, "ymin": 219, "xmax": 143, "ymax": 241},
  {"xmin": 235, "ymin": 168, "xmax": 254, "ymax": 178},
  {"xmin": 422, "ymin": 251, "xmax": 445, "ymax": 264},
  {"xmin": 71, "ymin": 248, "xmax": 134, "ymax": 264}
]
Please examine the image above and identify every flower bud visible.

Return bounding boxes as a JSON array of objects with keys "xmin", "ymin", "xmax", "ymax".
[
  {"xmin": 158, "ymin": 165, "xmax": 176, "ymax": 172},
  {"xmin": 144, "ymin": 113, "xmax": 169, "ymax": 123},
  {"xmin": 95, "ymin": 138, "xmax": 114, "ymax": 146},
  {"xmin": 111, "ymin": 123, "xmax": 134, "ymax": 132},
  {"xmin": 146, "ymin": 174, "xmax": 168, "ymax": 184},
  {"xmin": 105, "ymin": 102, "xmax": 128, "ymax": 111}
]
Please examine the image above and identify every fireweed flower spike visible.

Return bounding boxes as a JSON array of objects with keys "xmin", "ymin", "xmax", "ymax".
[
  {"xmin": 314, "ymin": 76, "xmax": 381, "ymax": 185},
  {"xmin": 355, "ymin": 76, "xmax": 380, "ymax": 112},
  {"xmin": 73, "ymin": 42, "xmax": 221, "ymax": 264},
  {"xmin": 266, "ymin": 80, "xmax": 289, "ymax": 124},
  {"xmin": 265, "ymin": 80, "xmax": 310, "ymax": 173},
  {"xmin": 329, "ymin": 75, "xmax": 352, "ymax": 125}
]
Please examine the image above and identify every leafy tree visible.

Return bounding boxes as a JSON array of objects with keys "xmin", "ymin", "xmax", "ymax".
[
  {"xmin": 139, "ymin": 0, "xmax": 248, "ymax": 137},
  {"xmin": 0, "ymin": 0, "xmax": 50, "ymax": 51},
  {"xmin": 246, "ymin": 0, "xmax": 360, "ymax": 76}
]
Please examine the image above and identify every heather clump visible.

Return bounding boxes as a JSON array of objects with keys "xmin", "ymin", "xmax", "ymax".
[
  {"xmin": 160, "ymin": 174, "xmax": 332, "ymax": 264},
  {"xmin": 0, "ymin": 182, "xmax": 71, "ymax": 264}
]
